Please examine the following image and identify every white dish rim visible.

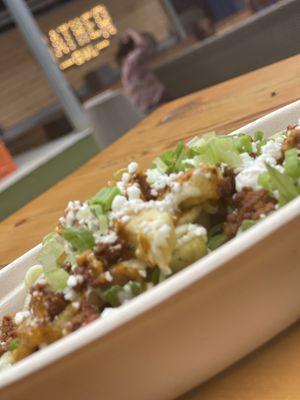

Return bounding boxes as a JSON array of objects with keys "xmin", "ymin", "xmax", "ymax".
[{"xmin": 0, "ymin": 100, "xmax": 299, "ymax": 389}]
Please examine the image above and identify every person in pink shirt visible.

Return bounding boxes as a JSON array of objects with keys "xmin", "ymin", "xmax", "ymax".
[{"xmin": 116, "ymin": 29, "xmax": 169, "ymax": 114}]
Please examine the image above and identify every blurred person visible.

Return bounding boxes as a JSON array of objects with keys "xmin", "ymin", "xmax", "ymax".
[
  {"xmin": 116, "ymin": 29, "xmax": 169, "ymax": 114},
  {"xmin": 193, "ymin": 16, "xmax": 215, "ymax": 40},
  {"xmin": 173, "ymin": 0, "xmax": 215, "ymax": 40}
]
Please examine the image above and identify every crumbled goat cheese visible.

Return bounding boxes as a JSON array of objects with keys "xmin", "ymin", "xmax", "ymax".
[
  {"xmin": 146, "ymin": 169, "xmax": 180, "ymax": 192},
  {"xmin": 111, "ymin": 195, "xmax": 127, "ymax": 212},
  {"xmin": 72, "ymin": 302, "xmax": 80, "ymax": 310},
  {"xmin": 63, "ymin": 288, "xmax": 77, "ymax": 301},
  {"xmin": 60, "ymin": 201, "xmax": 99, "ymax": 231},
  {"xmin": 127, "ymin": 185, "xmax": 141, "ymax": 200},
  {"xmin": 111, "ymin": 171, "xmax": 203, "ymax": 221},
  {"xmin": 122, "ymin": 172, "xmax": 130, "ymax": 182},
  {"xmin": 14, "ymin": 310, "xmax": 31, "ymax": 325},
  {"xmin": 235, "ymin": 138, "xmax": 283, "ymax": 191},
  {"xmin": 183, "ymin": 158, "xmax": 197, "ymax": 167},
  {"xmin": 121, "ymin": 215, "xmax": 130, "ymax": 223},
  {"xmin": 177, "ymin": 224, "xmax": 207, "ymax": 246},
  {"xmin": 128, "ymin": 162, "xmax": 138, "ymax": 174},
  {"xmin": 94, "ymin": 230, "xmax": 118, "ymax": 245},
  {"xmin": 252, "ymin": 142, "xmax": 258, "ymax": 153},
  {"xmin": 116, "ymin": 172, "xmax": 131, "ymax": 195},
  {"xmin": 236, "ymin": 152, "xmax": 253, "ymax": 171},
  {"xmin": 64, "ymin": 211, "xmax": 76, "ymax": 228},
  {"xmin": 104, "ymin": 271, "xmax": 113, "ymax": 282},
  {"xmin": 235, "ymin": 161, "xmax": 266, "ymax": 191},
  {"xmin": 67, "ymin": 275, "xmax": 83, "ymax": 288},
  {"xmin": 261, "ymin": 139, "xmax": 282, "ymax": 160},
  {"xmin": 76, "ymin": 202, "xmax": 100, "ymax": 231}
]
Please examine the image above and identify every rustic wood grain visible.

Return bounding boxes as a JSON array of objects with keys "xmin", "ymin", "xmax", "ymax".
[
  {"xmin": 0, "ymin": 54, "xmax": 300, "ymax": 400},
  {"xmin": 179, "ymin": 320, "xmax": 300, "ymax": 400}
]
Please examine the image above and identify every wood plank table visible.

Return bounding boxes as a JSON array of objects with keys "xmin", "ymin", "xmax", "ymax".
[{"xmin": 1, "ymin": 54, "xmax": 300, "ymax": 399}]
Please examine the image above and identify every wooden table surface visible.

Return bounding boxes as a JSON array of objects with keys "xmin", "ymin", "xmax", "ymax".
[{"xmin": 1, "ymin": 54, "xmax": 300, "ymax": 399}]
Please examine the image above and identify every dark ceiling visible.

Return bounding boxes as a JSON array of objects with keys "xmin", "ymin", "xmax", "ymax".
[{"xmin": 0, "ymin": 0, "xmax": 74, "ymax": 32}]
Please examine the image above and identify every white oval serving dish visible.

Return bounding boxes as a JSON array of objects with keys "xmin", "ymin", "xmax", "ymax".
[{"xmin": 0, "ymin": 100, "xmax": 299, "ymax": 400}]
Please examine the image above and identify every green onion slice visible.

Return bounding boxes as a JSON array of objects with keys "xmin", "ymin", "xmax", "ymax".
[
  {"xmin": 88, "ymin": 187, "xmax": 120, "ymax": 212},
  {"xmin": 265, "ymin": 164, "xmax": 298, "ymax": 206},
  {"xmin": 208, "ymin": 233, "xmax": 229, "ymax": 251},
  {"xmin": 62, "ymin": 227, "xmax": 95, "ymax": 252},
  {"xmin": 45, "ymin": 268, "xmax": 69, "ymax": 293},
  {"xmin": 8, "ymin": 338, "xmax": 20, "ymax": 351}
]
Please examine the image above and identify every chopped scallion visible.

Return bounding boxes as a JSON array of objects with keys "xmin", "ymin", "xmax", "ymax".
[
  {"xmin": 89, "ymin": 187, "xmax": 120, "ymax": 212},
  {"xmin": 208, "ymin": 233, "xmax": 228, "ymax": 250},
  {"xmin": 265, "ymin": 164, "xmax": 298, "ymax": 205},
  {"xmin": 104, "ymin": 285, "xmax": 122, "ymax": 307},
  {"xmin": 240, "ymin": 219, "xmax": 257, "ymax": 232},
  {"xmin": 45, "ymin": 268, "xmax": 69, "ymax": 293},
  {"xmin": 254, "ymin": 131, "xmax": 264, "ymax": 141},
  {"xmin": 284, "ymin": 148, "xmax": 300, "ymax": 179},
  {"xmin": 62, "ymin": 227, "xmax": 95, "ymax": 252},
  {"xmin": 36, "ymin": 236, "xmax": 66, "ymax": 271},
  {"xmin": 8, "ymin": 338, "xmax": 20, "ymax": 351}
]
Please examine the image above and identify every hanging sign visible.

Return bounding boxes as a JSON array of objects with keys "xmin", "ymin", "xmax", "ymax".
[{"xmin": 48, "ymin": 5, "xmax": 117, "ymax": 70}]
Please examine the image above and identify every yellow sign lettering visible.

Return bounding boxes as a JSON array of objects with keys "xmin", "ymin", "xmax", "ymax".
[{"xmin": 49, "ymin": 4, "xmax": 117, "ymax": 70}]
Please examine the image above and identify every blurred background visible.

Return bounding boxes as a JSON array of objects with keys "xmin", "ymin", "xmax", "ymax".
[{"xmin": 0, "ymin": 0, "xmax": 298, "ymax": 219}]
